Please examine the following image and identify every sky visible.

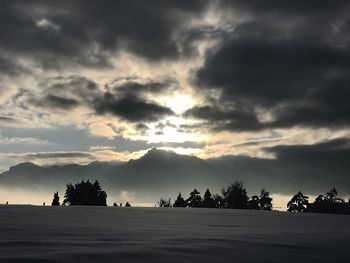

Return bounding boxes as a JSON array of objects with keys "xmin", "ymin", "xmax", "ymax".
[{"xmin": 0, "ymin": 0, "xmax": 349, "ymax": 194}]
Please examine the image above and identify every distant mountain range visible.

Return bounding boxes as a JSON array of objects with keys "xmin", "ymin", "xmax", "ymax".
[{"xmin": 0, "ymin": 148, "xmax": 348, "ymax": 200}]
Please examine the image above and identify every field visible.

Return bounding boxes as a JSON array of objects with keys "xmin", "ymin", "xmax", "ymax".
[{"xmin": 0, "ymin": 206, "xmax": 349, "ymax": 263}]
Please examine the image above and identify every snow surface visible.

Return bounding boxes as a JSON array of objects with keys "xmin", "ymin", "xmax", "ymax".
[{"xmin": 0, "ymin": 206, "xmax": 349, "ymax": 263}]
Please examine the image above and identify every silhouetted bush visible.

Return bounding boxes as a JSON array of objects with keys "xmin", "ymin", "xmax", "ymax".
[
  {"xmin": 125, "ymin": 202, "xmax": 131, "ymax": 207},
  {"xmin": 287, "ymin": 191, "xmax": 309, "ymax": 212},
  {"xmin": 51, "ymin": 192, "xmax": 60, "ymax": 206},
  {"xmin": 222, "ymin": 181, "xmax": 249, "ymax": 209},
  {"xmin": 173, "ymin": 192, "xmax": 187, "ymax": 207},
  {"xmin": 62, "ymin": 179, "xmax": 107, "ymax": 206},
  {"xmin": 158, "ymin": 197, "xmax": 172, "ymax": 207},
  {"xmin": 186, "ymin": 189, "xmax": 202, "ymax": 207}
]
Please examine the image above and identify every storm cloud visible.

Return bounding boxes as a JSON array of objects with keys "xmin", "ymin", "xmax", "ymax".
[
  {"xmin": 188, "ymin": 0, "xmax": 349, "ymax": 132},
  {"xmin": 0, "ymin": 55, "xmax": 26, "ymax": 76},
  {"xmin": 94, "ymin": 92, "xmax": 174, "ymax": 122},
  {"xmin": 0, "ymin": 0, "xmax": 208, "ymax": 69},
  {"xmin": 25, "ymin": 75, "xmax": 175, "ymax": 122},
  {"xmin": 184, "ymin": 105, "xmax": 262, "ymax": 131}
]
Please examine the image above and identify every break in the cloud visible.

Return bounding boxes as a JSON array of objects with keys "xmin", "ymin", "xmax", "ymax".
[{"xmin": 0, "ymin": 0, "xmax": 349, "ymax": 195}]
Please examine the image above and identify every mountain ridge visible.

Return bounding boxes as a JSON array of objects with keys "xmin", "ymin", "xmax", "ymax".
[{"xmin": 0, "ymin": 148, "xmax": 348, "ymax": 197}]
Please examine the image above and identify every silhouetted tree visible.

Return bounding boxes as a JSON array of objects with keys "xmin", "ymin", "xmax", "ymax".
[
  {"xmin": 259, "ymin": 189, "xmax": 273, "ymax": 210},
  {"xmin": 62, "ymin": 179, "xmax": 107, "ymax": 206},
  {"xmin": 125, "ymin": 202, "xmax": 131, "ymax": 207},
  {"xmin": 323, "ymin": 188, "xmax": 344, "ymax": 203},
  {"xmin": 173, "ymin": 192, "xmax": 187, "ymax": 207},
  {"xmin": 309, "ymin": 188, "xmax": 346, "ymax": 214},
  {"xmin": 287, "ymin": 191, "xmax": 308, "ymax": 212},
  {"xmin": 158, "ymin": 198, "xmax": 172, "ymax": 207},
  {"xmin": 64, "ymin": 183, "xmax": 77, "ymax": 205},
  {"xmin": 113, "ymin": 202, "xmax": 118, "ymax": 207},
  {"xmin": 202, "ymin": 188, "xmax": 216, "ymax": 208},
  {"xmin": 248, "ymin": 195, "xmax": 260, "ymax": 210},
  {"xmin": 213, "ymin": 194, "xmax": 224, "ymax": 208},
  {"xmin": 249, "ymin": 189, "xmax": 273, "ymax": 210},
  {"xmin": 186, "ymin": 189, "xmax": 202, "ymax": 208},
  {"xmin": 222, "ymin": 181, "xmax": 249, "ymax": 209},
  {"xmin": 51, "ymin": 192, "xmax": 60, "ymax": 206}
]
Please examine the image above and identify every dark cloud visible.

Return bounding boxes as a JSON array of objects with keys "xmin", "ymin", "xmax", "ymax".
[
  {"xmin": 135, "ymin": 123, "xmax": 149, "ymax": 131},
  {"xmin": 184, "ymin": 105, "xmax": 262, "ymax": 131},
  {"xmin": 135, "ymin": 123, "xmax": 149, "ymax": 135},
  {"xmin": 109, "ymin": 78, "xmax": 177, "ymax": 97},
  {"xmin": 260, "ymin": 138, "xmax": 350, "ymax": 190},
  {"xmin": 24, "ymin": 151, "xmax": 93, "ymax": 159},
  {"xmin": 189, "ymin": 0, "xmax": 349, "ymax": 132},
  {"xmin": 25, "ymin": 75, "xmax": 176, "ymax": 122},
  {"xmin": 32, "ymin": 94, "xmax": 79, "ymax": 109},
  {"xmin": 222, "ymin": 0, "xmax": 347, "ymax": 21},
  {"xmin": 0, "ymin": 56, "xmax": 25, "ymax": 76},
  {"xmin": 265, "ymin": 138, "xmax": 349, "ymax": 169},
  {"xmin": 0, "ymin": 116, "xmax": 20, "ymax": 124},
  {"xmin": 0, "ymin": 0, "xmax": 208, "ymax": 69},
  {"xmin": 94, "ymin": 93, "xmax": 174, "ymax": 122},
  {"xmin": 155, "ymin": 120, "xmax": 178, "ymax": 134},
  {"xmin": 198, "ymin": 39, "xmax": 348, "ymax": 104},
  {"xmin": 95, "ymin": 80, "xmax": 177, "ymax": 123},
  {"xmin": 27, "ymin": 75, "xmax": 98, "ymax": 110},
  {"xmin": 44, "ymin": 76, "xmax": 99, "ymax": 108}
]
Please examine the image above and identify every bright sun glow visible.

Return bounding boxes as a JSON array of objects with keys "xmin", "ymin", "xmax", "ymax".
[
  {"xmin": 166, "ymin": 95, "xmax": 193, "ymax": 114},
  {"xmin": 147, "ymin": 116, "xmax": 200, "ymax": 143},
  {"xmin": 141, "ymin": 95, "xmax": 199, "ymax": 143}
]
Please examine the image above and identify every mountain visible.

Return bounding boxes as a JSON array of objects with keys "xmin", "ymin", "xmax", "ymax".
[
  {"xmin": 0, "ymin": 148, "xmax": 349, "ymax": 203},
  {"xmin": 117, "ymin": 148, "xmax": 216, "ymax": 189}
]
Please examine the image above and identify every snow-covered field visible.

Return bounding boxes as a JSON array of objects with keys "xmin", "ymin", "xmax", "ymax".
[{"xmin": 0, "ymin": 206, "xmax": 349, "ymax": 263}]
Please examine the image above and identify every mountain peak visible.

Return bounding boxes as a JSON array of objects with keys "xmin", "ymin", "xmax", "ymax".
[
  {"xmin": 8, "ymin": 162, "xmax": 41, "ymax": 173},
  {"xmin": 143, "ymin": 147, "xmax": 177, "ymax": 158}
]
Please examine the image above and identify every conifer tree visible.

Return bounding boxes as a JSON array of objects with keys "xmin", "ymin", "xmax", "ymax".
[
  {"xmin": 186, "ymin": 189, "xmax": 202, "ymax": 208},
  {"xmin": 51, "ymin": 192, "xmax": 60, "ymax": 206},
  {"xmin": 202, "ymin": 188, "xmax": 215, "ymax": 208},
  {"xmin": 173, "ymin": 192, "xmax": 187, "ymax": 207}
]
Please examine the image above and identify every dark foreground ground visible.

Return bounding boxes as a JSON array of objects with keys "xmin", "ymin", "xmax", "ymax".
[{"xmin": 0, "ymin": 206, "xmax": 349, "ymax": 263}]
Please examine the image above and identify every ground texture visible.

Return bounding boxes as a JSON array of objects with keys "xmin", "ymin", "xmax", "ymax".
[{"xmin": 0, "ymin": 206, "xmax": 349, "ymax": 263}]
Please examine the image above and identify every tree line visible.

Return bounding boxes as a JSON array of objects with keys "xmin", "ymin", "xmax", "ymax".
[
  {"xmin": 286, "ymin": 188, "xmax": 349, "ymax": 214},
  {"xmin": 158, "ymin": 181, "xmax": 273, "ymax": 210},
  {"xmin": 50, "ymin": 179, "xmax": 349, "ymax": 214},
  {"xmin": 51, "ymin": 180, "xmax": 132, "ymax": 207},
  {"xmin": 158, "ymin": 181, "xmax": 349, "ymax": 214},
  {"xmin": 52, "ymin": 179, "xmax": 108, "ymax": 206}
]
